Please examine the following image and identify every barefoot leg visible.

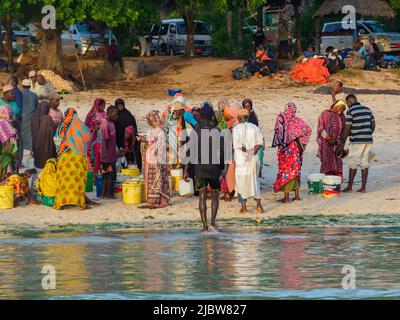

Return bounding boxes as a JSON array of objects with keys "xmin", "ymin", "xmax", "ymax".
[
  {"xmin": 343, "ymin": 168, "xmax": 357, "ymax": 192},
  {"xmin": 255, "ymin": 199, "xmax": 264, "ymax": 213},
  {"xmin": 294, "ymin": 189, "xmax": 301, "ymax": 201},
  {"xmin": 280, "ymin": 192, "xmax": 291, "ymax": 203},
  {"xmin": 199, "ymin": 189, "xmax": 208, "ymax": 232}
]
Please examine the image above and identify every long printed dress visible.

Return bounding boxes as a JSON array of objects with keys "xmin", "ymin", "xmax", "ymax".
[
  {"xmin": 274, "ymin": 141, "xmax": 302, "ymax": 193},
  {"xmin": 54, "ymin": 150, "xmax": 87, "ymax": 210},
  {"xmin": 143, "ymin": 127, "xmax": 170, "ymax": 208},
  {"xmin": 317, "ymin": 110, "xmax": 345, "ymax": 177}
]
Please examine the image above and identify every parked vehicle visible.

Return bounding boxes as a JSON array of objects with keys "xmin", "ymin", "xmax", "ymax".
[
  {"xmin": 61, "ymin": 22, "xmax": 117, "ymax": 55},
  {"xmin": 149, "ymin": 19, "xmax": 213, "ymax": 56},
  {"xmin": 320, "ymin": 20, "xmax": 400, "ymax": 54},
  {"xmin": 1, "ymin": 30, "xmax": 33, "ymax": 52}
]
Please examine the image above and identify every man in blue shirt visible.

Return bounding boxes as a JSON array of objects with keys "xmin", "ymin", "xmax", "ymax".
[{"xmin": 341, "ymin": 94, "xmax": 376, "ymax": 193}]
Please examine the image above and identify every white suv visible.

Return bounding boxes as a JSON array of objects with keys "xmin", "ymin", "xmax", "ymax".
[{"xmin": 320, "ymin": 20, "xmax": 400, "ymax": 53}]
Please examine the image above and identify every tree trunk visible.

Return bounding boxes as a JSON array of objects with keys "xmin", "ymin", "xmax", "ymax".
[
  {"xmin": 293, "ymin": 4, "xmax": 302, "ymax": 55},
  {"xmin": 5, "ymin": 12, "xmax": 13, "ymax": 72},
  {"xmin": 227, "ymin": 11, "xmax": 232, "ymax": 42},
  {"xmin": 226, "ymin": 0, "xmax": 234, "ymax": 53},
  {"xmin": 315, "ymin": 17, "xmax": 321, "ymax": 54},
  {"xmin": 257, "ymin": 6, "xmax": 264, "ymax": 30},
  {"xmin": 0, "ymin": 23, "xmax": 6, "ymax": 56},
  {"xmin": 182, "ymin": 6, "xmax": 195, "ymax": 57},
  {"xmin": 238, "ymin": 3, "xmax": 244, "ymax": 44},
  {"xmin": 37, "ymin": 27, "xmax": 65, "ymax": 74}
]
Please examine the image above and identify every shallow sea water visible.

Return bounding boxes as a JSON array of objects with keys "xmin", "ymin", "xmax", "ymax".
[{"xmin": 1, "ymin": 223, "xmax": 400, "ymax": 299}]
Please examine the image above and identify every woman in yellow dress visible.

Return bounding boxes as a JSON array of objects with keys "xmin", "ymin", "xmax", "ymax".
[{"xmin": 53, "ymin": 108, "xmax": 91, "ymax": 210}]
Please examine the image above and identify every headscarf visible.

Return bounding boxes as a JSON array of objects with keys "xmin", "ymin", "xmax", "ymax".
[
  {"xmin": 85, "ymin": 98, "xmax": 106, "ymax": 163},
  {"xmin": 332, "ymin": 100, "xmax": 346, "ymax": 114},
  {"xmin": 54, "ymin": 107, "xmax": 90, "ymax": 158},
  {"xmin": 223, "ymin": 103, "xmax": 240, "ymax": 129},
  {"xmin": 113, "ymin": 99, "xmax": 137, "ymax": 148},
  {"xmin": 114, "ymin": 98, "xmax": 125, "ymax": 107},
  {"xmin": 113, "ymin": 99, "xmax": 141, "ymax": 170},
  {"xmin": 31, "ymin": 101, "xmax": 57, "ymax": 168},
  {"xmin": 199, "ymin": 101, "xmax": 214, "ymax": 120},
  {"xmin": 85, "ymin": 98, "xmax": 106, "ymax": 129},
  {"xmin": 146, "ymin": 110, "xmax": 162, "ymax": 128},
  {"xmin": 242, "ymin": 99, "xmax": 253, "ymax": 110},
  {"xmin": 242, "ymin": 98, "xmax": 259, "ymax": 126},
  {"xmin": 0, "ymin": 105, "xmax": 17, "ymax": 144},
  {"xmin": 272, "ymin": 102, "xmax": 312, "ymax": 148},
  {"xmin": 217, "ymin": 99, "xmax": 229, "ymax": 111},
  {"xmin": 124, "ymin": 125, "xmax": 135, "ymax": 150}
]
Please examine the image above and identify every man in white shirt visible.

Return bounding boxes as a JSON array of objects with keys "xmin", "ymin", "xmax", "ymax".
[
  {"xmin": 31, "ymin": 74, "xmax": 55, "ymax": 101},
  {"xmin": 232, "ymin": 109, "xmax": 264, "ymax": 214},
  {"xmin": 29, "ymin": 70, "xmax": 37, "ymax": 91}
]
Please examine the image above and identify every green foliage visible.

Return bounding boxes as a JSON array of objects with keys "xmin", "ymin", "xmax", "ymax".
[
  {"xmin": 24, "ymin": 0, "xmax": 141, "ymax": 27},
  {"xmin": 390, "ymin": 0, "xmax": 400, "ymax": 9}
]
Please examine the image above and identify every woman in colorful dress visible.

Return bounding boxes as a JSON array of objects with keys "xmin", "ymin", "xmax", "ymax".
[
  {"xmin": 84, "ymin": 98, "xmax": 106, "ymax": 174},
  {"xmin": 317, "ymin": 100, "xmax": 346, "ymax": 177},
  {"xmin": 272, "ymin": 102, "xmax": 312, "ymax": 203},
  {"xmin": 53, "ymin": 108, "xmax": 91, "ymax": 210},
  {"xmin": 219, "ymin": 103, "xmax": 240, "ymax": 201},
  {"xmin": 0, "ymin": 104, "xmax": 18, "ymax": 179},
  {"xmin": 215, "ymin": 99, "xmax": 229, "ymax": 129},
  {"xmin": 142, "ymin": 111, "xmax": 170, "ymax": 209}
]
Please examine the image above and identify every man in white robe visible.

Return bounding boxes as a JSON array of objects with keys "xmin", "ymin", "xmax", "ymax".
[{"xmin": 232, "ymin": 109, "xmax": 264, "ymax": 213}]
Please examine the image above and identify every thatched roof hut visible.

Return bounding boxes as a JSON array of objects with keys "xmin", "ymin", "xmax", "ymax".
[{"xmin": 314, "ymin": 0, "xmax": 395, "ymax": 19}]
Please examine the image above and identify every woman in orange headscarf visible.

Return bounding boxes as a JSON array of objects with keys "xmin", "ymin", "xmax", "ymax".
[{"xmin": 53, "ymin": 108, "xmax": 91, "ymax": 210}]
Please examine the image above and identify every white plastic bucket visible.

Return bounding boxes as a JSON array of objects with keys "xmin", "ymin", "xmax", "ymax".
[
  {"xmin": 178, "ymin": 178, "xmax": 194, "ymax": 197},
  {"xmin": 323, "ymin": 175, "xmax": 342, "ymax": 192},
  {"xmin": 308, "ymin": 173, "xmax": 326, "ymax": 182}
]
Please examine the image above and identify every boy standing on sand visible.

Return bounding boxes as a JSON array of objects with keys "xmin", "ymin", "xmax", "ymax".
[
  {"xmin": 100, "ymin": 106, "xmax": 119, "ymax": 199},
  {"xmin": 341, "ymin": 94, "xmax": 376, "ymax": 193}
]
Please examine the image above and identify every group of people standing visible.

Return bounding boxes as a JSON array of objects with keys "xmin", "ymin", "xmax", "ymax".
[{"xmin": 0, "ymin": 73, "xmax": 376, "ymax": 233}]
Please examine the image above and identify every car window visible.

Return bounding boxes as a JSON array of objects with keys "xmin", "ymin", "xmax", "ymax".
[
  {"xmin": 358, "ymin": 26, "xmax": 369, "ymax": 35},
  {"xmin": 151, "ymin": 24, "xmax": 160, "ymax": 35},
  {"xmin": 362, "ymin": 22, "xmax": 392, "ymax": 33},
  {"xmin": 177, "ymin": 23, "xmax": 186, "ymax": 35},
  {"xmin": 323, "ymin": 22, "xmax": 353, "ymax": 34},
  {"xmin": 177, "ymin": 22, "xmax": 210, "ymax": 35},
  {"xmin": 323, "ymin": 23, "xmax": 341, "ymax": 33},
  {"xmin": 160, "ymin": 24, "xmax": 169, "ymax": 36},
  {"xmin": 195, "ymin": 23, "xmax": 210, "ymax": 35},
  {"xmin": 170, "ymin": 24, "xmax": 177, "ymax": 34}
]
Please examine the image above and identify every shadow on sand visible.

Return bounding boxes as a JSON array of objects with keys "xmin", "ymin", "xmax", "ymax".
[{"xmin": 313, "ymin": 86, "xmax": 400, "ymax": 96}]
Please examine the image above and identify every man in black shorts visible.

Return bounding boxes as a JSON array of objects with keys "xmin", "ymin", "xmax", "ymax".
[{"xmin": 184, "ymin": 102, "xmax": 224, "ymax": 233}]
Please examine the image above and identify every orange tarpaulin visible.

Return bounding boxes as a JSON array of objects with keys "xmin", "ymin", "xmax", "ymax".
[{"xmin": 292, "ymin": 58, "xmax": 330, "ymax": 84}]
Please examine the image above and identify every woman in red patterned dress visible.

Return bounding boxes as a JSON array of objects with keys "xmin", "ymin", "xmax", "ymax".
[
  {"xmin": 272, "ymin": 102, "xmax": 312, "ymax": 203},
  {"xmin": 317, "ymin": 100, "xmax": 346, "ymax": 177}
]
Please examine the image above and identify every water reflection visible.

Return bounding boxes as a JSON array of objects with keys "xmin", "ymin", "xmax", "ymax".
[{"xmin": 1, "ymin": 227, "xmax": 400, "ymax": 299}]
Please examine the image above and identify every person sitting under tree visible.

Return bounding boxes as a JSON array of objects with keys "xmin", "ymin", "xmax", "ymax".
[{"xmin": 107, "ymin": 39, "xmax": 126, "ymax": 74}]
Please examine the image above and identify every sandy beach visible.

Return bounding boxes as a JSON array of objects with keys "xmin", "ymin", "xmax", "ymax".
[{"xmin": 0, "ymin": 57, "xmax": 399, "ymax": 230}]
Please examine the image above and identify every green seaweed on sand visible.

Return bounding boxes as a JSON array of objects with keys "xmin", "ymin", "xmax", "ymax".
[{"xmin": 2, "ymin": 214, "xmax": 400, "ymax": 237}]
